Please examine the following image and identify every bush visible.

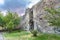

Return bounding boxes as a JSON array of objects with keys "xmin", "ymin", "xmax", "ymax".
[{"xmin": 31, "ymin": 30, "xmax": 38, "ymax": 37}]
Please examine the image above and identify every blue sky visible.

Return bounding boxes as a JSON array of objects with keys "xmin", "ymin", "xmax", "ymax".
[{"xmin": 0, "ymin": 0, "xmax": 40, "ymax": 16}]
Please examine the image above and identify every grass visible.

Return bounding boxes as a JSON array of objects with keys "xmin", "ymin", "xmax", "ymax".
[
  {"xmin": 3, "ymin": 31, "xmax": 31, "ymax": 40},
  {"xmin": 34, "ymin": 33, "xmax": 60, "ymax": 40},
  {"xmin": 3, "ymin": 31, "xmax": 60, "ymax": 40}
]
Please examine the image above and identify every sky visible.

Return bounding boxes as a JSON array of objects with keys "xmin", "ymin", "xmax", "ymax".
[{"xmin": 0, "ymin": 0, "xmax": 40, "ymax": 16}]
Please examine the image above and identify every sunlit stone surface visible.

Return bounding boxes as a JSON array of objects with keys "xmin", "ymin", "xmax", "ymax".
[{"xmin": 21, "ymin": 0, "xmax": 60, "ymax": 33}]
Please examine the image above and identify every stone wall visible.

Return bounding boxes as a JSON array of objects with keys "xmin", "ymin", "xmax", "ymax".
[
  {"xmin": 32, "ymin": 0, "xmax": 60, "ymax": 33},
  {"xmin": 22, "ymin": 0, "xmax": 60, "ymax": 33}
]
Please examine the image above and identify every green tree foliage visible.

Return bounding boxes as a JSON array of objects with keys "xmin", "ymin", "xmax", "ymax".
[
  {"xmin": 44, "ymin": 7, "xmax": 60, "ymax": 27},
  {"xmin": 0, "ymin": 12, "xmax": 4, "ymax": 27},
  {"xmin": 0, "ymin": 11, "xmax": 20, "ymax": 30}
]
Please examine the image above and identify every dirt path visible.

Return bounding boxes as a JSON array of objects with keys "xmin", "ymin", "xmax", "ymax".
[{"xmin": 0, "ymin": 33, "xmax": 4, "ymax": 40}]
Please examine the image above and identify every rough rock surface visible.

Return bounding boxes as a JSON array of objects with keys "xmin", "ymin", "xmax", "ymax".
[{"xmin": 22, "ymin": 0, "xmax": 60, "ymax": 33}]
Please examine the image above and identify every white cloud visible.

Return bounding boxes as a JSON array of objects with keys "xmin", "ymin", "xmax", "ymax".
[
  {"xmin": 1, "ymin": 10, "xmax": 7, "ymax": 16},
  {"xmin": 20, "ymin": 13, "xmax": 25, "ymax": 16},
  {"xmin": 27, "ymin": 0, "xmax": 41, "ymax": 8},
  {"xmin": 0, "ymin": 0, "xmax": 5, "ymax": 5}
]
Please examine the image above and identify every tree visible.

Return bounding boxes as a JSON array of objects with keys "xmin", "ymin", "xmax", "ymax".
[
  {"xmin": 0, "ymin": 12, "xmax": 5, "ymax": 27},
  {"xmin": 4, "ymin": 11, "xmax": 20, "ymax": 30},
  {"xmin": 0, "ymin": 11, "xmax": 20, "ymax": 31}
]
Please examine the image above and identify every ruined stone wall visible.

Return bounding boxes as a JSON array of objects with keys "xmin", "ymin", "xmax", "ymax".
[
  {"xmin": 20, "ymin": 8, "xmax": 30, "ymax": 31},
  {"xmin": 22, "ymin": 0, "xmax": 60, "ymax": 33},
  {"xmin": 32, "ymin": 0, "xmax": 60, "ymax": 33}
]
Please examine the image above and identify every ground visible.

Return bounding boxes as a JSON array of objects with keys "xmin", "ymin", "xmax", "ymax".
[
  {"xmin": 0, "ymin": 33, "xmax": 4, "ymax": 40},
  {"xmin": 1, "ymin": 31, "xmax": 60, "ymax": 40}
]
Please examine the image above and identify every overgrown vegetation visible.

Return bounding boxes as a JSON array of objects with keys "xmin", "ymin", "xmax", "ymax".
[
  {"xmin": 31, "ymin": 30, "xmax": 38, "ymax": 37},
  {"xmin": 0, "ymin": 11, "xmax": 20, "ymax": 31},
  {"xmin": 44, "ymin": 7, "xmax": 60, "ymax": 27}
]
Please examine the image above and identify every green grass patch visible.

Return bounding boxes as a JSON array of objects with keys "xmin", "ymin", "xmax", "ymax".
[
  {"xmin": 3, "ymin": 31, "xmax": 30, "ymax": 37},
  {"xmin": 3, "ymin": 31, "xmax": 60, "ymax": 40},
  {"xmin": 33, "ymin": 33, "xmax": 60, "ymax": 40}
]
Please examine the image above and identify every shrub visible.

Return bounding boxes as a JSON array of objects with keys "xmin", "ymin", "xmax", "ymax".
[{"xmin": 31, "ymin": 30, "xmax": 38, "ymax": 37}]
